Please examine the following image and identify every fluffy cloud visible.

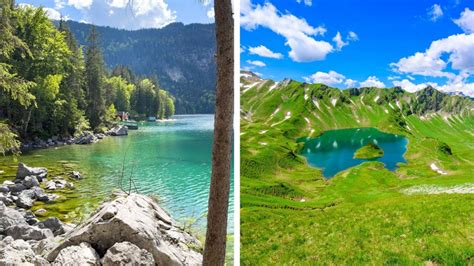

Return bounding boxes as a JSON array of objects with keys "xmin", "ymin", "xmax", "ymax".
[
  {"xmin": 348, "ymin": 31, "xmax": 358, "ymax": 41},
  {"xmin": 296, "ymin": 0, "xmax": 312, "ymax": 6},
  {"xmin": 391, "ymin": 33, "xmax": 474, "ymax": 79},
  {"xmin": 360, "ymin": 76, "xmax": 385, "ymax": 88},
  {"xmin": 68, "ymin": 0, "xmax": 93, "ymax": 9},
  {"xmin": 392, "ymin": 79, "xmax": 436, "ymax": 93},
  {"xmin": 44, "ymin": 7, "xmax": 61, "ymax": 20},
  {"xmin": 75, "ymin": 0, "xmax": 177, "ymax": 29},
  {"xmin": 248, "ymin": 45, "xmax": 283, "ymax": 59},
  {"xmin": 303, "ymin": 71, "xmax": 346, "ymax": 86},
  {"xmin": 332, "ymin": 32, "xmax": 348, "ymax": 50},
  {"xmin": 246, "ymin": 60, "xmax": 266, "ymax": 67},
  {"xmin": 241, "ymin": 1, "xmax": 333, "ymax": 62},
  {"xmin": 454, "ymin": 8, "xmax": 474, "ymax": 33},
  {"xmin": 344, "ymin": 79, "xmax": 358, "ymax": 88},
  {"xmin": 428, "ymin": 4, "xmax": 443, "ymax": 21},
  {"xmin": 207, "ymin": 8, "xmax": 214, "ymax": 19}
]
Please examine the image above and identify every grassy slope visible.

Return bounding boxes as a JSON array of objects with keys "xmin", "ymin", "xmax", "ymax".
[
  {"xmin": 240, "ymin": 75, "xmax": 474, "ymax": 265},
  {"xmin": 354, "ymin": 143, "xmax": 384, "ymax": 159}
]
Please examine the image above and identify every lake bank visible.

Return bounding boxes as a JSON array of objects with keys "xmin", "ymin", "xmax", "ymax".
[{"xmin": 0, "ymin": 115, "xmax": 234, "ymax": 234}]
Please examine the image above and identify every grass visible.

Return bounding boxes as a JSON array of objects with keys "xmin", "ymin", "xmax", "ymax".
[
  {"xmin": 353, "ymin": 143, "xmax": 384, "ymax": 159},
  {"xmin": 240, "ymin": 77, "xmax": 474, "ymax": 265}
]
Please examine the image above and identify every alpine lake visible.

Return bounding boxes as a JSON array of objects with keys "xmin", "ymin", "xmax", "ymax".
[
  {"xmin": 0, "ymin": 114, "xmax": 234, "ymax": 235},
  {"xmin": 299, "ymin": 128, "xmax": 408, "ymax": 178}
]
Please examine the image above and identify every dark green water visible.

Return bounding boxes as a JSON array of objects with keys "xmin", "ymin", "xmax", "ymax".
[
  {"xmin": 300, "ymin": 128, "xmax": 407, "ymax": 178},
  {"xmin": 0, "ymin": 115, "xmax": 233, "ymax": 232}
]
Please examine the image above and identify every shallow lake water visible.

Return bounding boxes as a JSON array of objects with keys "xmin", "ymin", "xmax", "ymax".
[
  {"xmin": 300, "ymin": 128, "xmax": 407, "ymax": 178},
  {"xmin": 0, "ymin": 114, "xmax": 233, "ymax": 232}
]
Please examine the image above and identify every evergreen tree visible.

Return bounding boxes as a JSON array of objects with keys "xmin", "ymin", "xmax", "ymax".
[{"xmin": 85, "ymin": 26, "xmax": 106, "ymax": 130}]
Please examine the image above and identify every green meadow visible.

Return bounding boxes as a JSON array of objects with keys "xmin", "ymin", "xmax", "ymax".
[{"xmin": 240, "ymin": 72, "xmax": 474, "ymax": 265}]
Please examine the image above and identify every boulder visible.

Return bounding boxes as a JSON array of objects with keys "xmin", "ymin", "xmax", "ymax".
[
  {"xmin": 34, "ymin": 208, "xmax": 47, "ymax": 216},
  {"xmin": 5, "ymin": 224, "xmax": 53, "ymax": 241},
  {"xmin": 0, "ymin": 194, "xmax": 13, "ymax": 205},
  {"xmin": 0, "ymin": 185, "xmax": 9, "ymax": 193},
  {"xmin": 102, "ymin": 241, "xmax": 155, "ymax": 265},
  {"xmin": 70, "ymin": 171, "xmax": 82, "ymax": 180},
  {"xmin": 8, "ymin": 183, "xmax": 26, "ymax": 195},
  {"xmin": 3, "ymin": 180, "xmax": 15, "ymax": 186},
  {"xmin": 46, "ymin": 193, "xmax": 202, "ymax": 265},
  {"xmin": 16, "ymin": 193, "xmax": 34, "ymax": 209},
  {"xmin": 24, "ymin": 211, "xmax": 38, "ymax": 225},
  {"xmin": 0, "ymin": 236, "xmax": 49, "ymax": 265},
  {"xmin": 109, "ymin": 125, "xmax": 128, "ymax": 136},
  {"xmin": 16, "ymin": 163, "xmax": 48, "ymax": 181},
  {"xmin": 74, "ymin": 131, "xmax": 97, "ymax": 145},
  {"xmin": 38, "ymin": 218, "xmax": 65, "ymax": 236},
  {"xmin": 45, "ymin": 181, "xmax": 56, "ymax": 190},
  {"xmin": 0, "ymin": 202, "xmax": 27, "ymax": 232},
  {"xmin": 23, "ymin": 176, "xmax": 40, "ymax": 189},
  {"xmin": 52, "ymin": 242, "xmax": 100, "ymax": 265}
]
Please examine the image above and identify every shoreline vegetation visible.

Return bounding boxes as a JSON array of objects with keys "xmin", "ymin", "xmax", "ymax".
[{"xmin": 0, "ymin": 2, "xmax": 175, "ymax": 157}]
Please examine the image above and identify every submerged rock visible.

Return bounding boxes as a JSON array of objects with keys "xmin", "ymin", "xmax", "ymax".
[
  {"xmin": 46, "ymin": 193, "xmax": 202, "ymax": 265},
  {"xmin": 53, "ymin": 242, "xmax": 100, "ymax": 265},
  {"xmin": 102, "ymin": 241, "xmax": 155, "ymax": 265},
  {"xmin": 70, "ymin": 171, "xmax": 82, "ymax": 180}
]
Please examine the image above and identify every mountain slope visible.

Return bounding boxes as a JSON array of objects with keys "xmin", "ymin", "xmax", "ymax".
[
  {"xmin": 63, "ymin": 21, "xmax": 216, "ymax": 114},
  {"xmin": 240, "ymin": 71, "xmax": 474, "ymax": 264}
]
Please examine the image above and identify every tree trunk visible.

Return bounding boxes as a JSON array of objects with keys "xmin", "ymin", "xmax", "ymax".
[{"xmin": 203, "ymin": 0, "xmax": 234, "ymax": 265}]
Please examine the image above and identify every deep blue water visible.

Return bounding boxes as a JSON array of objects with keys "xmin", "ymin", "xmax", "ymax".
[{"xmin": 300, "ymin": 128, "xmax": 407, "ymax": 178}]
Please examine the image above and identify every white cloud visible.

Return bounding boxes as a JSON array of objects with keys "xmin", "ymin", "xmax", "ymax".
[
  {"xmin": 54, "ymin": 0, "xmax": 66, "ymax": 9},
  {"xmin": 392, "ymin": 79, "xmax": 436, "ymax": 93},
  {"xmin": 241, "ymin": 1, "xmax": 333, "ymax": 62},
  {"xmin": 391, "ymin": 33, "xmax": 474, "ymax": 78},
  {"xmin": 246, "ymin": 60, "xmax": 266, "ymax": 67},
  {"xmin": 348, "ymin": 31, "xmax": 358, "ymax": 41},
  {"xmin": 296, "ymin": 0, "xmax": 312, "ymax": 6},
  {"xmin": 44, "ymin": 7, "xmax": 61, "ymax": 20},
  {"xmin": 207, "ymin": 8, "xmax": 214, "ymax": 19},
  {"xmin": 344, "ymin": 79, "xmax": 358, "ymax": 88},
  {"xmin": 68, "ymin": 0, "xmax": 93, "ymax": 9},
  {"xmin": 107, "ymin": 0, "xmax": 128, "ymax": 8},
  {"xmin": 248, "ymin": 45, "xmax": 283, "ymax": 59},
  {"xmin": 360, "ymin": 76, "xmax": 385, "ymax": 88},
  {"xmin": 428, "ymin": 4, "xmax": 443, "ymax": 21},
  {"xmin": 303, "ymin": 71, "xmax": 346, "ymax": 86},
  {"xmin": 454, "ymin": 8, "xmax": 474, "ymax": 33},
  {"xmin": 438, "ymin": 80, "xmax": 474, "ymax": 97},
  {"xmin": 332, "ymin": 32, "xmax": 348, "ymax": 50}
]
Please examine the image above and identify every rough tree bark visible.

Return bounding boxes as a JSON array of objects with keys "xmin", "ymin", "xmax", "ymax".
[{"xmin": 202, "ymin": 0, "xmax": 234, "ymax": 265}]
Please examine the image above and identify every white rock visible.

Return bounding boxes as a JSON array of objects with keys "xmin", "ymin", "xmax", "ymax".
[
  {"xmin": 102, "ymin": 242, "xmax": 155, "ymax": 265},
  {"xmin": 53, "ymin": 243, "xmax": 100, "ymax": 265},
  {"xmin": 46, "ymin": 193, "xmax": 202, "ymax": 265}
]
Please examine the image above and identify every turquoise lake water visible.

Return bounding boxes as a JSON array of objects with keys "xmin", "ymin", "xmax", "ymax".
[
  {"xmin": 0, "ymin": 114, "xmax": 233, "ymax": 232},
  {"xmin": 300, "ymin": 128, "xmax": 407, "ymax": 178}
]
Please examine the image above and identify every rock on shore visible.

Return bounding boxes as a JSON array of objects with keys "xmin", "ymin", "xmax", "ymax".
[{"xmin": 46, "ymin": 193, "xmax": 202, "ymax": 265}]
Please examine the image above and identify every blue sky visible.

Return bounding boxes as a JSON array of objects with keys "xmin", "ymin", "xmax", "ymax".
[
  {"xmin": 17, "ymin": 0, "xmax": 215, "ymax": 30},
  {"xmin": 241, "ymin": 0, "xmax": 474, "ymax": 96}
]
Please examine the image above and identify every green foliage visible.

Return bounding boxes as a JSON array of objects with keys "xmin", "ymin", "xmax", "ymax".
[
  {"xmin": 64, "ymin": 20, "xmax": 216, "ymax": 114},
  {"xmin": 0, "ymin": 122, "xmax": 20, "ymax": 155},
  {"xmin": 353, "ymin": 143, "xmax": 384, "ymax": 159},
  {"xmin": 240, "ymin": 74, "xmax": 474, "ymax": 264},
  {"xmin": 104, "ymin": 104, "xmax": 118, "ymax": 126}
]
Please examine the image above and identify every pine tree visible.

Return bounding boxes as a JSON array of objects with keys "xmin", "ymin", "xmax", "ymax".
[{"xmin": 85, "ymin": 26, "xmax": 106, "ymax": 130}]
